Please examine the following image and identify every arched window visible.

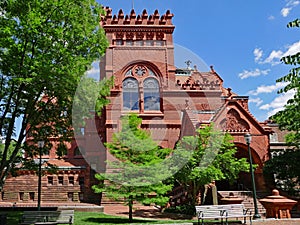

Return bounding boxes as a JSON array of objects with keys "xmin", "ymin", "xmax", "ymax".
[
  {"xmin": 144, "ymin": 78, "xmax": 160, "ymax": 111},
  {"xmin": 122, "ymin": 64, "xmax": 161, "ymax": 112},
  {"xmin": 122, "ymin": 78, "xmax": 139, "ymax": 111}
]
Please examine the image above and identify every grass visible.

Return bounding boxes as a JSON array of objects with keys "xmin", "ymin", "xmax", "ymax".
[
  {"xmin": 1, "ymin": 210, "xmax": 197, "ymax": 225},
  {"xmin": 74, "ymin": 211, "xmax": 197, "ymax": 225},
  {"xmin": 2, "ymin": 210, "xmax": 242, "ymax": 225}
]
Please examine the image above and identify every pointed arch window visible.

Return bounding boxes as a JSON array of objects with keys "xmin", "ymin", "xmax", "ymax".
[
  {"xmin": 122, "ymin": 65, "xmax": 161, "ymax": 112},
  {"xmin": 144, "ymin": 78, "xmax": 160, "ymax": 111},
  {"xmin": 123, "ymin": 78, "xmax": 139, "ymax": 111}
]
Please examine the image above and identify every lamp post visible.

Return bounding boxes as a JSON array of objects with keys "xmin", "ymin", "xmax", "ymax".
[
  {"xmin": 244, "ymin": 133, "xmax": 261, "ymax": 219},
  {"xmin": 37, "ymin": 141, "xmax": 44, "ymax": 211}
]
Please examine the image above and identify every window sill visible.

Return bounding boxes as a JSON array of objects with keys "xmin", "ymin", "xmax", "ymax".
[{"xmin": 121, "ymin": 111, "xmax": 164, "ymax": 117}]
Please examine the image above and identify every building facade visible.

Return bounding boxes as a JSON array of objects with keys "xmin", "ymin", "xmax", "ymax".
[{"xmin": 1, "ymin": 7, "xmax": 274, "ymax": 205}]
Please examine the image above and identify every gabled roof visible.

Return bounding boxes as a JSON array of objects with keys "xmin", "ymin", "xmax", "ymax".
[
  {"xmin": 182, "ymin": 96, "xmax": 272, "ymax": 135},
  {"xmin": 211, "ymin": 97, "xmax": 272, "ymax": 134}
]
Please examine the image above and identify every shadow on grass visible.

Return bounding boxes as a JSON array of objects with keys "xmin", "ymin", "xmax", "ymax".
[
  {"xmin": 83, "ymin": 217, "xmax": 242, "ymax": 225},
  {"xmin": 84, "ymin": 217, "xmax": 158, "ymax": 224}
]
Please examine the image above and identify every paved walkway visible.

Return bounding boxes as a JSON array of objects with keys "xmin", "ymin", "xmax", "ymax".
[{"xmin": 103, "ymin": 203, "xmax": 300, "ymax": 225}]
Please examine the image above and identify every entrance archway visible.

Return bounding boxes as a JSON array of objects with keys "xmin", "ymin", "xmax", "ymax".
[{"xmin": 217, "ymin": 143, "xmax": 266, "ymax": 191}]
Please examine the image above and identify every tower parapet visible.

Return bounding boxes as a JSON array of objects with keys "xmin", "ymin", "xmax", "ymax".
[
  {"xmin": 101, "ymin": 7, "xmax": 174, "ymax": 26},
  {"xmin": 101, "ymin": 7, "xmax": 175, "ymax": 46}
]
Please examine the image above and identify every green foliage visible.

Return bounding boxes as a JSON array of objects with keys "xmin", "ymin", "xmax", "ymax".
[
  {"xmin": 287, "ymin": 19, "xmax": 300, "ymax": 28},
  {"xmin": 0, "ymin": 141, "xmax": 22, "ymax": 176},
  {"xmin": 264, "ymin": 149, "xmax": 300, "ymax": 195},
  {"xmin": 72, "ymin": 75, "xmax": 114, "ymax": 133},
  {"xmin": 267, "ymin": 18, "xmax": 300, "ymax": 195},
  {"xmin": 0, "ymin": 0, "xmax": 109, "ymax": 189},
  {"xmin": 93, "ymin": 114, "xmax": 173, "ymax": 222},
  {"xmin": 163, "ymin": 204, "xmax": 196, "ymax": 216},
  {"xmin": 174, "ymin": 125, "xmax": 249, "ymax": 205}
]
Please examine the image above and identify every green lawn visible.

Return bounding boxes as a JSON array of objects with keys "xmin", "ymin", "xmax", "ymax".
[
  {"xmin": 2, "ymin": 210, "xmax": 241, "ymax": 225},
  {"xmin": 2, "ymin": 211, "xmax": 197, "ymax": 225},
  {"xmin": 74, "ymin": 211, "xmax": 196, "ymax": 225}
]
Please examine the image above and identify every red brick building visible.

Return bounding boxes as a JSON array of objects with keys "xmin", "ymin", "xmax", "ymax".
[{"xmin": 1, "ymin": 7, "xmax": 275, "ymax": 205}]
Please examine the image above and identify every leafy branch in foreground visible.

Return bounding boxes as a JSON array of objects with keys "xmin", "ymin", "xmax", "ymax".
[
  {"xmin": 0, "ymin": 0, "xmax": 109, "ymax": 190},
  {"xmin": 93, "ymin": 114, "xmax": 173, "ymax": 222}
]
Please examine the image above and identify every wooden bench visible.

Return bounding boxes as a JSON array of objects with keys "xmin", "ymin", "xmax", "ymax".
[
  {"xmin": 195, "ymin": 204, "xmax": 252, "ymax": 225},
  {"xmin": 19, "ymin": 210, "xmax": 74, "ymax": 225},
  {"xmin": 195, "ymin": 205, "xmax": 226, "ymax": 225},
  {"xmin": 221, "ymin": 204, "xmax": 252, "ymax": 225}
]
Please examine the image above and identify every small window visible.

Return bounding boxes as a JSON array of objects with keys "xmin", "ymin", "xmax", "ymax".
[
  {"xmin": 67, "ymin": 192, "xmax": 74, "ymax": 201},
  {"xmin": 79, "ymin": 177, "xmax": 84, "ymax": 188},
  {"xmin": 19, "ymin": 192, "xmax": 24, "ymax": 201},
  {"xmin": 79, "ymin": 192, "xmax": 84, "ymax": 201},
  {"xmin": 29, "ymin": 192, "xmax": 35, "ymax": 201},
  {"xmin": 145, "ymin": 40, "xmax": 154, "ymax": 46},
  {"xmin": 136, "ymin": 41, "xmax": 144, "ymax": 46},
  {"xmin": 58, "ymin": 176, "xmax": 64, "ymax": 185},
  {"xmin": 155, "ymin": 40, "xmax": 165, "ymax": 46},
  {"xmin": 270, "ymin": 133, "xmax": 278, "ymax": 143},
  {"xmin": 69, "ymin": 176, "xmax": 74, "ymax": 185},
  {"xmin": 115, "ymin": 40, "xmax": 123, "ymax": 45},
  {"xmin": 126, "ymin": 40, "xmax": 134, "ymax": 46},
  {"xmin": 47, "ymin": 176, "xmax": 53, "ymax": 185}
]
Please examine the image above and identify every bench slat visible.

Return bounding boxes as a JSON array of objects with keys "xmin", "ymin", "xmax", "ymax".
[
  {"xmin": 19, "ymin": 210, "xmax": 74, "ymax": 225},
  {"xmin": 195, "ymin": 204, "xmax": 252, "ymax": 225}
]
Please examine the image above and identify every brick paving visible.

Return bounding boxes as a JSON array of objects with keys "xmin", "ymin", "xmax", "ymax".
[{"xmin": 103, "ymin": 203, "xmax": 300, "ymax": 225}]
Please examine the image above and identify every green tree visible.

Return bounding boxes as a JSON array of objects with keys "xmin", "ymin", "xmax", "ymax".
[
  {"xmin": 93, "ymin": 114, "xmax": 173, "ymax": 222},
  {"xmin": 0, "ymin": 0, "xmax": 110, "ymax": 190},
  {"xmin": 272, "ymin": 19, "xmax": 300, "ymax": 143},
  {"xmin": 265, "ymin": 19, "xmax": 300, "ymax": 194},
  {"xmin": 174, "ymin": 125, "xmax": 249, "ymax": 205}
]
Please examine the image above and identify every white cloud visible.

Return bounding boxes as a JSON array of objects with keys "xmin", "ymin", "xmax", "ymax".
[
  {"xmin": 238, "ymin": 68, "xmax": 270, "ymax": 79},
  {"xmin": 281, "ymin": 7, "xmax": 291, "ymax": 17},
  {"xmin": 87, "ymin": 67, "xmax": 99, "ymax": 76},
  {"xmin": 249, "ymin": 97, "xmax": 263, "ymax": 106},
  {"xmin": 287, "ymin": 0, "xmax": 300, "ymax": 7},
  {"xmin": 259, "ymin": 90, "xmax": 295, "ymax": 118},
  {"xmin": 86, "ymin": 61, "xmax": 100, "ymax": 80},
  {"xmin": 248, "ymin": 82, "xmax": 288, "ymax": 96},
  {"xmin": 254, "ymin": 48, "xmax": 263, "ymax": 62},
  {"xmin": 281, "ymin": 0, "xmax": 300, "ymax": 17},
  {"xmin": 264, "ymin": 50, "xmax": 283, "ymax": 65},
  {"xmin": 268, "ymin": 15, "xmax": 275, "ymax": 20},
  {"xmin": 254, "ymin": 40, "xmax": 300, "ymax": 66},
  {"xmin": 283, "ymin": 40, "xmax": 300, "ymax": 57}
]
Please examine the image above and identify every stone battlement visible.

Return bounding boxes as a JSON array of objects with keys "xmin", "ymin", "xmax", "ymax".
[{"xmin": 101, "ymin": 7, "xmax": 174, "ymax": 26}]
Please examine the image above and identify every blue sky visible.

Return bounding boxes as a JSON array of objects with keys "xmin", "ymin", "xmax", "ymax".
[{"xmin": 91, "ymin": 0, "xmax": 300, "ymax": 122}]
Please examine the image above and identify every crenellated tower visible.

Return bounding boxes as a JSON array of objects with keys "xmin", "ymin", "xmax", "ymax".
[{"xmin": 100, "ymin": 7, "xmax": 176, "ymax": 89}]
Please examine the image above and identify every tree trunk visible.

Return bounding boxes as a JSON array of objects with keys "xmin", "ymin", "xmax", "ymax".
[{"xmin": 128, "ymin": 196, "xmax": 133, "ymax": 222}]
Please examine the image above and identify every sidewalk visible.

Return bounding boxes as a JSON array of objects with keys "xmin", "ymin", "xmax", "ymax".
[{"xmin": 103, "ymin": 203, "xmax": 300, "ymax": 225}]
